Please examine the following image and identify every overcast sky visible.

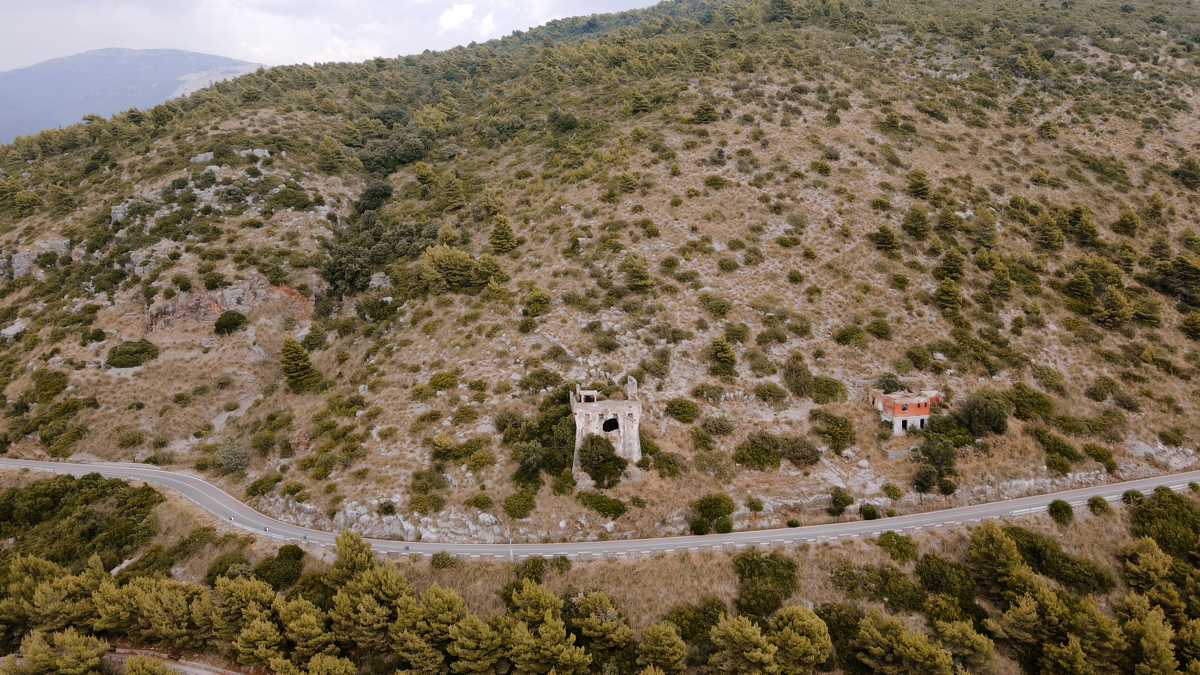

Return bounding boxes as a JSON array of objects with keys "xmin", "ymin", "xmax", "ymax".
[{"xmin": 0, "ymin": 0, "xmax": 659, "ymax": 72}]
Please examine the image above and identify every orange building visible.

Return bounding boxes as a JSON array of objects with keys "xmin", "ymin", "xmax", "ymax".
[{"xmin": 868, "ymin": 389, "xmax": 943, "ymax": 435}]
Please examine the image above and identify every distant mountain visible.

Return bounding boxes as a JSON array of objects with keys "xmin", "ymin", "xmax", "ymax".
[{"xmin": 0, "ymin": 48, "xmax": 260, "ymax": 143}]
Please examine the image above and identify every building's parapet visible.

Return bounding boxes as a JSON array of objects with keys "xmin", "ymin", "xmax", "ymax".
[{"xmin": 569, "ymin": 378, "xmax": 642, "ymax": 471}]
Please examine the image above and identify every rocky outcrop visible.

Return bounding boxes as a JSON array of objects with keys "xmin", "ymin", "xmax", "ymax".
[{"xmin": 141, "ymin": 280, "xmax": 314, "ymax": 332}]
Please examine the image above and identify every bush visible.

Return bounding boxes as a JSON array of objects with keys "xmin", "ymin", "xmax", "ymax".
[
  {"xmin": 754, "ymin": 383, "xmax": 788, "ymax": 404},
  {"xmin": 877, "ymin": 532, "xmax": 917, "ymax": 563},
  {"xmin": 955, "ymin": 392, "xmax": 1009, "ymax": 437},
  {"xmin": 431, "ymin": 552, "xmax": 458, "ymax": 569},
  {"xmin": 860, "ymin": 504, "xmax": 880, "ymax": 520},
  {"xmin": 810, "ymin": 409, "xmax": 856, "ymax": 452},
  {"xmin": 246, "ymin": 474, "xmax": 282, "ymax": 497},
  {"xmin": 733, "ymin": 549, "xmax": 799, "ymax": 620},
  {"xmin": 106, "ymin": 340, "xmax": 159, "ymax": 368},
  {"xmin": 214, "ymin": 311, "xmax": 247, "ymax": 335},
  {"xmin": 864, "ymin": 319, "xmax": 892, "ymax": 340},
  {"xmin": 1088, "ymin": 495, "xmax": 1113, "ymax": 515},
  {"xmin": 254, "ymin": 545, "xmax": 304, "ymax": 590},
  {"xmin": 1003, "ymin": 526, "xmax": 1112, "ymax": 594},
  {"xmin": 577, "ymin": 491, "xmax": 627, "ymax": 519},
  {"xmin": 1048, "ymin": 499, "xmax": 1073, "ymax": 525},
  {"xmin": 690, "ymin": 518, "xmax": 711, "ymax": 535},
  {"xmin": 787, "ymin": 519, "xmax": 800, "ymax": 528},
  {"xmin": 116, "ymin": 429, "xmax": 144, "ymax": 449},
  {"xmin": 913, "ymin": 464, "xmax": 939, "ymax": 493},
  {"xmin": 691, "ymin": 493, "xmax": 735, "ymax": 521},
  {"xmin": 746, "ymin": 497, "xmax": 764, "ymax": 512},
  {"xmin": 714, "ymin": 516, "xmax": 734, "ymax": 533},
  {"xmin": 378, "ymin": 500, "xmax": 396, "ymax": 515},
  {"xmin": 664, "ymin": 397, "xmax": 701, "ymax": 423},
  {"xmin": 881, "ymin": 482, "xmax": 903, "ymax": 500},
  {"xmin": 1006, "ymin": 383, "xmax": 1054, "ymax": 420},
  {"xmin": 701, "ymin": 416, "xmax": 735, "ymax": 436},
  {"xmin": 504, "ymin": 492, "xmax": 536, "ymax": 519},
  {"xmin": 828, "ymin": 487, "xmax": 854, "ymax": 516},
  {"xmin": 206, "ymin": 551, "xmax": 250, "ymax": 586}
]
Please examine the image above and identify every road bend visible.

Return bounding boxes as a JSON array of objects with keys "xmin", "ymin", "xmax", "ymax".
[{"xmin": 3, "ymin": 457, "xmax": 1198, "ymax": 560}]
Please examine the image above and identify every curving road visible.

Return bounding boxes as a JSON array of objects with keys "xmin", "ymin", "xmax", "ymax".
[{"xmin": 2, "ymin": 457, "xmax": 1198, "ymax": 560}]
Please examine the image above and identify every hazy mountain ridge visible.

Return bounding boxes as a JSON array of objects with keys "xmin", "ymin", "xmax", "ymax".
[{"xmin": 0, "ymin": 48, "xmax": 258, "ymax": 142}]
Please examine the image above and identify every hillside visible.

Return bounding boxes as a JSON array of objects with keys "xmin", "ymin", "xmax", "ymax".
[
  {"xmin": 0, "ymin": 48, "xmax": 259, "ymax": 143},
  {"xmin": 0, "ymin": 0, "xmax": 1199, "ymax": 550}
]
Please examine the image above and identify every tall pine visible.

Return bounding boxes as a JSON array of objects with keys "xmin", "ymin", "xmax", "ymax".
[
  {"xmin": 490, "ymin": 216, "xmax": 519, "ymax": 255},
  {"xmin": 281, "ymin": 337, "xmax": 322, "ymax": 394}
]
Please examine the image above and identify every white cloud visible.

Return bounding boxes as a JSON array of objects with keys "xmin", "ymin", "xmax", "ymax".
[
  {"xmin": 438, "ymin": 3, "xmax": 475, "ymax": 31},
  {"xmin": 478, "ymin": 12, "xmax": 496, "ymax": 38}
]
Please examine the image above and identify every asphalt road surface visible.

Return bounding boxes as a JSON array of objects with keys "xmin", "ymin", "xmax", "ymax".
[{"xmin": 3, "ymin": 458, "xmax": 1198, "ymax": 560}]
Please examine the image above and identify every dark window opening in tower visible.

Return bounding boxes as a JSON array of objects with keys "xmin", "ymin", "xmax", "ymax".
[{"xmin": 602, "ymin": 418, "xmax": 620, "ymax": 432}]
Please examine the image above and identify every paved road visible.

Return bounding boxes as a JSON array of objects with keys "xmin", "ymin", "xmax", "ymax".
[{"xmin": 3, "ymin": 458, "xmax": 1198, "ymax": 560}]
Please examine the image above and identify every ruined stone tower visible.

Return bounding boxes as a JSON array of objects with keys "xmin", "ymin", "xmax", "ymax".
[{"xmin": 569, "ymin": 377, "xmax": 642, "ymax": 472}]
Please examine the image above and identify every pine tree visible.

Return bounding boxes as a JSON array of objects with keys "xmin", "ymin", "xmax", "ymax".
[
  {"xmin": 280, "ymin": 337, "xmax": 322, "ymax": 394},
  {"xmin": 766, "ymin": 606, "xmax": 832, "ymax": 675},
  {"xmin": 933, "ymin": 280, "xmax": 962, "ymax": 313},
  {"xmin": 694, "ymin": 101, "xmax": 720, "ymax": 123},
  {"xmin": 1134, "ymin": 607, "xmax": 1179, "ymax": 675},
  {"xmin": 1113, "ymin": 208, "xmax": 1141, "ymax": 237},
  {"xmin": 568, "ymin": 591, "xmax": 634, "ymax": 656},
  {"xmin": 524, "ymin": 286, "xmax": 552, "ymax": 318},
  {"xmin": 1034, "ymin": 214, "xmax": 1065, "ymax": 252},
  {"xmin": 211, "ymin": 576, "xmax": 275, "ymax": 648},
  {"xmin": 620, "ymin": 254, "xmax": 655, "ymax": 293},
  {"xmin": 708, "ymin": 338, "xmax": 738, "ymax": 377},
  {"xmin": 308, "ymin": 654, "xmax": 358, "ymax": 675},
  {"xmin": 708, "ymin": 614, "xmax": 780, "ymax": 674},
  {"xmin": 510, "ymin": 581, "xmax": 563, "ymax": 629},
  {"xmin": 125, "ymin": 655, "xmax": 174, "ymax": 675},
  {"xmin": 418, "ymin": 583, "xmax": 468, "ymax": 649},
  {"xmin": 1093, "ymin": 287, "xmax": 1133, "ymax": 329},
  {"xmin": 441, "ymin": 176, "xmax": 467, "ymax": 212},
  {"xmin": 236, "ymin": 617, "xmax": 285, "ymax": 666},
  {"xmin": 867, "ymin": 225, "xmax": 899, "ymax": 252},
  {"xmin": 394, "ymin": 629, "xmax": 446, "ymax": 675},
  {"xmin": 447, "ymin": 614, "xmax": 504, "ymax": 674},
  {"xmin": 934, "ymin": 247, "xmax": 965, "ymax": 282},
  {"xmin": 636, "ymin": 622, "xmax": 687, "ymax": 675},
  {"xmin": 967, "ymin": 522, "xmax": 1025, "ymax": 597},
  {"xmin": 854, "ymin": 613, "xmax": 953, "ymax": 675},
  {"xmin": 989, "ymin": 263, "xmax": 1014, "ymax": 301},
  {"xmin": 510, "ymin": 612, "xmax": 592, "ymax": 675},
  {"xmin": 907, "ymin": 169, "xmax": 932, "ymax": 199},
  {"xmin": 327, "ymin": 530, "xmax": 379, "ymax": 585},
  {"xmin": 902, "ymin": 205, "xmax": 930, "ymax": 239},
  {"xmin": 1177, "ymin": 156, "xmax": 1200, "ymax": 190},
  {"xmin": 286, "ymin": 612, "xmax": 337, "ymax": 663},
  {"xmin": 490, "ymin": 216, "xmax": 519, "ymax": 255},
  {"xmin": 1182, "ymin": 312, "xmax": 1200, "ymax": 341},
  {"xmin": 933, "ymin": 621, "xmax": 993, "ymax": 673},
  {"xmin": 1040, "ymin": 637, "xmax": 1092, "ymax": 675}
]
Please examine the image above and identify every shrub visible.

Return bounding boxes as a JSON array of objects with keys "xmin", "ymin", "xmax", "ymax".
[
  {"xmin": 214, "ymin": 311, "xmax": 247, "ymax": 335},
  {"xmin": 378, "ymin": 500, "xmax": 396, "ymax": 515},
  {"xmin": 701, "ymin": 416, "xmax": 735, "ymax": 436},
  {"xmin": 577, "ymin": 491, "xmax": 627, "ymax": 519},
  {"xmin": 690, "ymin": 518, "xmax": 711, "ymax": 535},
  {"xmin": 864, "ymin": 319, "xmax": 892, "ymax": 340},
  {"xmin": 504, "ymin": 492, "xmax": 536, "ymax": 518},
  {"xmin": 116, "ymin": 429, "xmax": 144, "ymax": 448},
  {"xmin": 733, "ymin": 549, "xmax": 799, "ymax": 620},
  {"xmin": 691, "ymin": 493, "xmax": 735, "ymax": 521},
  {"xmin": 713, "ymin": 515, "xmax": 733, "ymax": 533},
  {"xmin": 1082, "ymin": 443, "xmax": 1117, "ymax": 473},
  {"xmin": 913, "ymin": 464, "xmax": 938, "ymax": 493},
  {"xmin": 664, "ymin": 398, "xmax": 701, "ymax": 423},
  {"xmin": 106, "ymin": 340, "xmax": 159, "ymax": 368},
  {"xmin": 246, "ymin": 474, "xmax": 282, "ymax": 497},
  {"xmin": 431, "ymin": 552, "xmax": 458, "ymax": 569},
  {"xmin": 832, "ymin": 324, "xmax": 866, "ymax": 347},
  {"xmin": 955, "ymin": 392, "xmax": 1009, "ymax": 437},
  {"xmin": 1005, "ymin": 383, "xmax": 1053, "ymax": 420},
  {"xmin": 877, "ymin": 532, "xmax": 917, "ymax": 563},
  {"xmin": 881, "ymin": 483, "xmax": 903, "ymax": 500},
  {"xmin": 1003, "ymin": 526, "xmax": 1112, "ymax": 594},
  {"xmin": 754, "ymin": 383, "xmax": 788, "ymax": 404},
  {"xmin": 1048, "ymin": 499, "xmax": 1073, "ymax": 525},
  {"xmin": 860, "ymin": 504, "xmax": 880, "ymax": 520},
  {"xmin": 811, "ymin": 376, "xmax": 847, "ymax": 403},
  {"xmin": 746, "ymin": 497, "xmax": 764, "ymax": 512},
  {"xmin": 787, "ymin": 519, "xmax": 800, "ymax": 528},
  {"xmin": 828, "ymin": 487, "xmax": 854, "ymax": 516},
  {"xmin": 254, "ymin": 545, "xmax": 305, "ymax": 590},
  {"xmin": 734, "ymin": 438, "xmax": 781, "ymax": 470},
  {"xmin": 1087, "ymin": 495, "xmax": 1113, "ymax": 515},
  {"xmin": 810, "ymin": 409, "xmax": 855, "ymax": 452}
]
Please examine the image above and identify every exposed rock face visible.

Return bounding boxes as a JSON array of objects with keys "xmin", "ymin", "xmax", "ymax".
[
  {"xmin": 258, "ymin": 493, "xmax": 332, "ymax": 531},
  {"xmin": 141, "ymin": 279, "xmax": 314, "ymax": 332}
]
